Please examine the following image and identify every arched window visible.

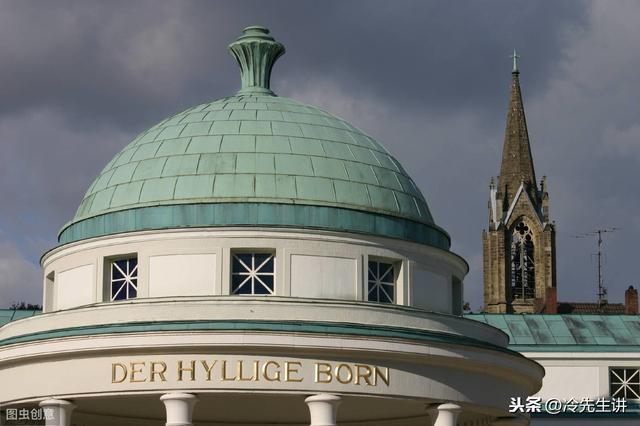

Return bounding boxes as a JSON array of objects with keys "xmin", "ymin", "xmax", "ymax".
[{"xmin": 511, "ymin": 221, "xmax": 535, "ymax": 299}]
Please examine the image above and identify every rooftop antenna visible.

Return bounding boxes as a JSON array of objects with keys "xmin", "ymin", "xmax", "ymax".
[{"xmin": 572, "ymin": 227, "xmax": 619, "ymax": 306}]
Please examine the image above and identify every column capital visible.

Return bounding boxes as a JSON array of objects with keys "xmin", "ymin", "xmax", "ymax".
[
  {"xmin": 305, "ymin": 393, "xmax": 342, "ymax": 404},
  {"xmin": 160, "ymin": 392, "xmax": 198, "ymax": 403},
  {"xmin": 432, "ymin": 403, "xmax": 462, "ymax": 426},
  {"xmin": 161, "ymin": 393, "xmax": 198, "ymax": 426},
  {"xmin": 39, "ymin": 399, "xmax": 76, "ymax": 408},
  {"xmin": 305, "ymin": 393, "xmax": 342, "ymax": 426},
  {"xmin": 39, "ymin": 399, "xmax": 75, "ymax": 426},
  {"xmin": 436, "ymin": 403, "xmax": 462, "ymax": 412}
]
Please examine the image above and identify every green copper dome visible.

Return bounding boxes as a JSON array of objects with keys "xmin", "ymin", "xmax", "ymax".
[{"xmin": 59, "ymin": 27, "xmax": 449, "ymax": 249}]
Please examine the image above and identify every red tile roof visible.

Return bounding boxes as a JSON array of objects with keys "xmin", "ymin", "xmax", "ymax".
[{"xmin": 557, "ymin": 302, "xmax": 626, "ymax": 314}]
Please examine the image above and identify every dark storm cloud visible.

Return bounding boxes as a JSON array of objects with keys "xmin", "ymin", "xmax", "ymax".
[
  {"xmin": 2, "ymin": 0, "xmax": 637, "ymax": 310},
  {"xmin": 264, "ymin": 1, "xmax": 589, "ymax": 114},
  {"xmin": 0, "ymin": 1, "xmax": 588, "ymax": 128}
]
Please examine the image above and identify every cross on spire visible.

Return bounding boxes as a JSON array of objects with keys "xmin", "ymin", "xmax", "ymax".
[{"xmin": 510, "ymin": 49, "xmax": 520, "ymax": 73}]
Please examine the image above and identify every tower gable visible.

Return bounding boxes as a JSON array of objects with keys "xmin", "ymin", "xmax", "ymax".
[{"xmin": 504, "ymin": 183, "xmax": 543, "ymax": 229}]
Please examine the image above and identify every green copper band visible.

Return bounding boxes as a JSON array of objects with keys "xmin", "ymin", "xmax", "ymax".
[
  {"xmin": 0, "ymin": 319, "xmax": 519, "ymax": 357},
  {"xmin": 58, "ymin": 202, "xmax": 451, "ymax": 249}
]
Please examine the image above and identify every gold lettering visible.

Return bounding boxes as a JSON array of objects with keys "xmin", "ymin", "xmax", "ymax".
[
  {"xmin": 201, "ymin": 360, "xmax": 217, "ymax": 381},
  {"xmin": 314, "ymin": 362, "xmax": 332, "ymax": 383},
  {"xmin": 355, "ymin": 364, "xmax": 373, "ymax": 385},
  {"xmin": 238, "ymin": 360, "xmax": 257, "ymax": 381},
  {"xmin": 221, "ymin": 360, "xmax": 238, "ymax": 381},
  {"xmin": 335, "ymin": 363, "xmax": 353, "ymax": 384},
  {"xmin": 262, "ymin": 361, "xmax": 281, "ymax": 381},
  {"xmin": 130, "ymin": 362, "xmax": 146, "ymax": 383},
  {"xmin": 111, "ymin": 363, "xmax": 127, "ymax": 384},
  {"xmin": 253, "ymin": 360, "xmax": 260, "ymax": 381},
  {"xmin": 374, "ymin": 366, "xmax": 390, "ymax": 386},
  {"xmin": 150, "ymin": 361, "xmax": 167, "ymax": 382},
  {"xmin": 284, "ymin": 361, "xmax": 303, "ymax": 382},
  {"xmin": 178, "ymin": 360, "xmax": 196, "ymax": 381},
  {"xmin": 110, "ymin": 358, "xmax": 387, "ymax": 386}
]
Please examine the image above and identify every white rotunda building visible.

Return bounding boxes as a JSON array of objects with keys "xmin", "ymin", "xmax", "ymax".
[{"xmin": 0, "ymin": 27, "xmax": 542, "ymax": 426}]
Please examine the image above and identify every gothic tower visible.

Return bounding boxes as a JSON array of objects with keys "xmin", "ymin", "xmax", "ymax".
[{"xmin": 482, "ymin": 55, "xmax": 557, "ymax": 313}]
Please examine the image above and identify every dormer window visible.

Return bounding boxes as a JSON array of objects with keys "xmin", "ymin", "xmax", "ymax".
[
  {"xmin": 367, "ymin": 260, "xmax": 395, "ymax": 303},
  {"xmin": 231, "ymin": 252, "xmax": 275, "ymax": 295},
  {"xmin": 110, "ymin": 257, "xmax": 138, "ymax": 301}
]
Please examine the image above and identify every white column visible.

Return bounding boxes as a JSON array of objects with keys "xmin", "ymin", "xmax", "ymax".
[
  {"xmin": 433, "ymin": 403, "xmax": 462, "ymax": 426},
  {"xmin": 160, "ymin": 393, "xmax": 198, "ymax": 426},
  {"xmin": 305, "ymin": 393, "xmax": 342, "ymax": 426},
  {"xmin": 426, "ymin": 406, "xmax": 439, "ymax": 426},
  {"xmin": 39, "ymin": 399, "xmax": 75, "ymax": 426}
]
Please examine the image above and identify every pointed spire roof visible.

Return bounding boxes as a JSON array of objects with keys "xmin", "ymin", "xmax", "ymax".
[{"xmin": 498, "ymin": 54, "xmax": 537, "ymax": 205}]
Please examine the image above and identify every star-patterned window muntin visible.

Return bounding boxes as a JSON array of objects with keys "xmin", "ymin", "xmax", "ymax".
[
  {"xmin": 231, "ymin": 252, "xmax": 275, "ymax": 295},
  {"xmin": 610, "ymin": 367, "xmax": 640, "ymax": 400},
  {"xmin": 367, "ymin": 260, "xmax": 395, "ymax": 304},
  {"xmin": 110, "ymin": 257, "xmax": 138, "ymax": 301}
]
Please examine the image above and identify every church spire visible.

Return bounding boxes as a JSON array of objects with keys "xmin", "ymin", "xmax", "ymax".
[
  {"xmin": 498, "ymin": 53, "xmax": 537, "ymax": 205},
  {"xmin": 483, "ymin": 53, "xmax": 556, "ymax": 314}
]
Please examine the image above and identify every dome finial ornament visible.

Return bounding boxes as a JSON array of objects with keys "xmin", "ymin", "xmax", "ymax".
[
  {"xmin": 510, "ymin": 49, "xmax": 520, "ymax": 74},
  {"xmin": 228, "ymin": 26, "xmax": 285, "ymax": 95}
]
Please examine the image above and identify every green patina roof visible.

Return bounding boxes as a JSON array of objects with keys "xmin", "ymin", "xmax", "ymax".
[
  {"xmin": 466, "ymin": 314, "xmax": 640, "ymax": 352},
  {"xmin": 60, "ymin": 26, "xmax": 443, "ymax": 246},
  {"xmin": 73, "ymin": 94, "xmax": 432, "ymax": 225},
  {"xmin": 0, "ymin": 309, "xmax": 40, "ymax": 328}
]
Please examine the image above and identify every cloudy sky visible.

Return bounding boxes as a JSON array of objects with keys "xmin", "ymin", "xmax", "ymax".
[{"xmin": 0, "ymin": 0, "xmax": 638, "ymax": 310}]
